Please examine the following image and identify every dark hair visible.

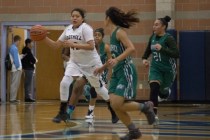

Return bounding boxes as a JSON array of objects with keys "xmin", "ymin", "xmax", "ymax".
[
  {"xmin": 105, "ymin": 7, "xmax": 140, "ymax": 28},
  {"xmin": 158, "ymin": 16, "xmax": 171, "ymax": 30},
  {"xmin": 13, "ymin": 35, "xmax": 21, "ymax": 42},
  {"xmin": 25, "ymin": 38, "xmax": 32, "ymax": 46},
  {"xmin": 71, "ymin": 8, "xmax": 86, "ymax": 18},
  {"xmin": 94, "ymin": 28, "xmax": 104, "ymax": 37}
]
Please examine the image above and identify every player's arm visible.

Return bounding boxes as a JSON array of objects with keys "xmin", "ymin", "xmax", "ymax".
[
  {"xmin": 108, "ymin": 28, "xmax": 135, "ymax": 66},
  {"xmin": 94, "ymin": 62, "xmax": 109, "ymax": 76},
  {"xmin": 64, "ymin": 40, "xmax": 94, "ymax": 50},
  {"xmin": 94, "ymin": 29, "xmax": 136, "ymax": 74},
  {"xmin": 42, "ymin": 37, "xmax": 63, "ymax": 49},
  {"xmin": 160, "ymin": 36, "xmax": 179, "ymax": 58},
  {"xmin": 104, "ymin": 43, "xmax": 112, "ymax": 79},
  {"xmin": 142, "ymin": 35, "xmax": 152, "ymax": 60},
  {"xmin": 62, "ymin": 47, "xmax": 70, "ymax": 61},
  {"xmin": 116, "ymin": 29, "xmax": 135, "ymax": 59},
  {"xmin": 142, "ymin": 35, "xmax": 152, "ymax": 67},
  {"xmin": 105, "ymin": 43, "xmax": 112, "ymax": 59},
  {"xmin": 42, "ymin": 27, "xmax": 68, "ymax": 49},
  {"xmin": 94, "ymin": 43, "xmax": 111, "ymax": 75}
]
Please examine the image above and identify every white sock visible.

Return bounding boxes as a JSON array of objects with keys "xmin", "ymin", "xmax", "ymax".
[{"xmin": 89, "ymin": 105, "xmax": 95, "ymax": 111}]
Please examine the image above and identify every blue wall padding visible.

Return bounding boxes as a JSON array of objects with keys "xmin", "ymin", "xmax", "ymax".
[{"xmin": 179, "ymin": 31, "xmax": 206, "ymax": 101}]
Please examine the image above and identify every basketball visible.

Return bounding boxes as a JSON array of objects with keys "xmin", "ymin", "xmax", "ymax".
[{"xmin": 30, "ymin": 25, "xmax": 47, "ymax": 41}]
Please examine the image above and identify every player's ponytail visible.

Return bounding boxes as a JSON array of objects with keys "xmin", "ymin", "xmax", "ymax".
[{"xmin": 106, "ymin": 7, "xmax": 140, "ymax": 28}]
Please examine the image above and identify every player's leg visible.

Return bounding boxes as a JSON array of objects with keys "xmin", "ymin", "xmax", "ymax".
[
  {"xmin": 53, "ymin": 61, "xmax": 82, "ymax": 123},
  {"xmin": 147, "ymin": 67, "xmax": 163, "ymax": 126},
  {"xmin": 53, "ymin": 77, "xmax": 77, "ymax": 123},
  {"xmin": 52, "ymin": 75, "xmax": 74, "ymax": 123},
  {"xmin": 85, "ymin": 86, "xmax": 97, "ymax": 119},
  {"xmin": 86, "ymin": 75, "xmax": 119, "ymax": 124},
  {"xmin": 149, "ymin": 82, "xmax": 160, "ymax": 114},
  {"xmin": 159, "ymin": 70, "xmax": 176, "ymax": 101},
  {"xmin": 111, "ymin": 94, "xmax": 155, "ymax": 140},
  {"xmin": 62, "ymin": 77, "xmax": 87, "ymax": 123},
  {"xmin": 67, "ymin": 80, "xmax": 75, "ymax": 101},
  {"xmin": 83, "ymin": 83, "xmax": 91, "ymax": 101},
  {"xmin": 109, "ymin": 64, "xmax": 155, "ymax": 139}
]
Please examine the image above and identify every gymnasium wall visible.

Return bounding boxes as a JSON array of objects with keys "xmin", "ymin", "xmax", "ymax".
[
  {"xmin": 175, "ymin": 0, "xmax": 210, "ymax": 30},
  {"xmin": 0, "ymin": 0, "xmax": 210, "ymax": 100}
]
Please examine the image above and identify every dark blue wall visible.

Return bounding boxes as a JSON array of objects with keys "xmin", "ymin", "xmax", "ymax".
[
  {"xmin": 179, "ymin": 31, "xmax": 210, "ymax": 101},
  {"xmin": 167, "ymin": 29, "xmax": 178, "ymax": 101}
]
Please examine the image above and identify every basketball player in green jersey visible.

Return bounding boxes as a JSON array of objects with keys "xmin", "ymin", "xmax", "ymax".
[
  {"xmin": 142, "ymin": 16, "xmax": 179, "ymax": 126},
  {"xmin": 94, "ymin": 7, "xmax": 156, "ymax": 140},
  {"xmin": 84, "ymin": 28, "xmax": 119, "ymax": 124}
]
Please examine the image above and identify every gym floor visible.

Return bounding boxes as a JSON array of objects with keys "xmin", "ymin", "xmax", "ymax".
[{"xmin": 0, "ymin": 101, "xmax": 209, "ymax": 140}]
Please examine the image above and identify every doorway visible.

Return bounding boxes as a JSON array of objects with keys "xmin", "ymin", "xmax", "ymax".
[{"xmin": 1, "ymin": 21, "xmax": 69, "ymax": 102}]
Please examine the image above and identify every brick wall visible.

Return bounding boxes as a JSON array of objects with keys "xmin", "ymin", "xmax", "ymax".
[
  {"xmin": 175, "ymin": 0, "xmax": 210, "ymax": 30},
  {"xmin": 1, "ymin": 0, "xmax": 210, "ymax": 100}
]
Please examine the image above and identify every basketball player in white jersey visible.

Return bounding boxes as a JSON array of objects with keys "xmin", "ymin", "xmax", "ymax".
[{"xmin": 42, "ymin": 8, "xmax": 118, "ymax": 124}]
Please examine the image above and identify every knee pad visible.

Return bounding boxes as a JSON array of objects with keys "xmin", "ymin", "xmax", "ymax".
[
  {"xmin": 95, "ymin": 86, "xmax": 109, "ymax": 101},
  {"xmin": 90, "ymin": 87, "xmax": 97, "ymax": 99},
  {"xmin": 60, "ymin": 76, "xmax": 73, "ymax": 101}
]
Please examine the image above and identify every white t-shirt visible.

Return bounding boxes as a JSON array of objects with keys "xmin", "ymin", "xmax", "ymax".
[{"xmin": 59, "ymin": 23, "xmax": 101, "ymax": 67}]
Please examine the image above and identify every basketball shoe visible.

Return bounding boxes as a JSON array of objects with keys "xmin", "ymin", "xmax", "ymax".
[
  {"xmin": 158, "ymin": 88, "xmax": 171, "ymax": 102},
  {"xmin": 85, "ymin": 118, "xmax": 95, "ymax": 132},
  {"xmin": 120, "ymin": 128, "xmax": 142, "ymax": 140},
  {"xmin": 52, "ymin": 112, "xmax": 62, "ymax": 123},
  {"xmin": 85, "ymin": 109, "xmax": 94, "ymax": 119},
  {"xmin": 153, "ymin": 115, "xmax": 159, "ymax": 128},
  {"xmin": 52, "ymin": 102, "xmax": 68, "ymax": 123},
  {"xmin": 142, "ymin": 101, "xmax": 156, "ymax": 125}
]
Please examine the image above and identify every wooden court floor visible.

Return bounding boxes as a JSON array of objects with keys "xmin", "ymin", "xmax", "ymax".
[{"xmin": 0, "ymin": 101, "xmax": 210, "ymax": 140}]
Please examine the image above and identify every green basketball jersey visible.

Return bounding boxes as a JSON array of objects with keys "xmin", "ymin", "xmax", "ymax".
[
  {"xmin": 150, "ymin": 33, "xmax": 176, "ymax": 72},
  {"xmin": 98, "ymin": 42, "xmax": 108, "ymax": 84},
  {"xmin": 99, "ymin": 42, "xmax": 107, "ymax": 64},
  {"xmin": 109, "ymin": 27, "xmax": 137, "ymax": 99},
  {"xmin": 110, "ymin": 27, "xmax": 132, "ymax": 72}
]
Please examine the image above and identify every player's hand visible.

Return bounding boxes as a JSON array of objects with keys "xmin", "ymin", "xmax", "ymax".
[
  {"xmin": 94, "ymin": 67, "xmax": 103, "ymax": 76},
  {"xmin": 154, "ymin": 43, "xmax": 162, "ymax": 51},
  {"xmin": 63, "ymin": 40, "xmax": 74, "ymax": 47},
  {"xmin": 108, "ymin": 58, "xmax": 118, "ymax": 67},
  {"xmin": 142, "ymin": 59, "xmax": 150, "ymax": 68}
]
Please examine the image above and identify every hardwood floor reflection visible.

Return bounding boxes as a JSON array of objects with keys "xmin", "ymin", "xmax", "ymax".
[{"xmin": 0, "ymin": 101, "xmax": 210, "ymax": 140}]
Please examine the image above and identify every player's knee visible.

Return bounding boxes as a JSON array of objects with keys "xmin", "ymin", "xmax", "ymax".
[
  {"xmin": 149, "ymin": 82, "xmax": 160, "ymax": 102},
  {"xmin": 60, "ymin": 76, "xmax": 73, "ymax": 92},
  {"xmin": 73, "ymin": 77, "xmax": 87, "ymax": 95},
  {"xmin": 60, "ymin": 76, "xmax": 73, "ymax": 101},
  {"xmin": 95, "ymin": 86, "xmax": 109, "ymax": 101},
  {"xmin": 150, "ymin": 82, "xmax": 160, "ymax": 94},
  {"xmin": 110, "ymin": 100, "xmax": 122, "ymax": 112},
  {"xmin": 90, "ymin": 87, "xmax": 97, "ymax": 98}
]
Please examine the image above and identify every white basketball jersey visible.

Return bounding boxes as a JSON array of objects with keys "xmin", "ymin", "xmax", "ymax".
[{"xmin": 59, "ymin": 23, "xmax": 101, "ymax": 67}]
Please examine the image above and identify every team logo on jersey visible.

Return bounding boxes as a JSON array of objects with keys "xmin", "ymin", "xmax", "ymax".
[
  {"xmin": 117, "ymin": 84, "xmax": 125, "ymax": 90},
  {"xmin": 67, "ymin": 35, "xmax": 82, "ymax": 40}
]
